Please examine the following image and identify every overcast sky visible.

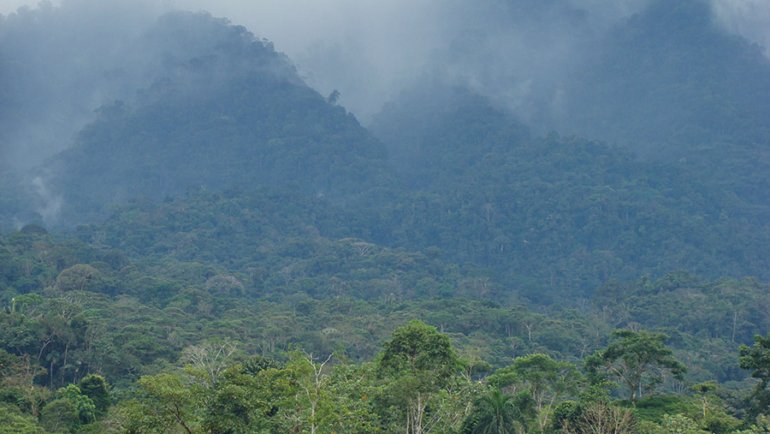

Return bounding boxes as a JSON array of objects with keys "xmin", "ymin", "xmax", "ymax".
[
  {"xmin": 3, "ymin": 1, "xmax": 768, "ymax": 56},
  {"xmin": 2, "ymin": 0, "xmax": 769, "ymax": 123}
]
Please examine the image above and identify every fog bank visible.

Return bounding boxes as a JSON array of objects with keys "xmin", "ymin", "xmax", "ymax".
[{"xmin": 1, "ymin": 0, "xmax": 768, "ymax": 169}]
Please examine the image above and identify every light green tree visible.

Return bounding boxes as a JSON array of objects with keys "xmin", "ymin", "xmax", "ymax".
[
  {"xmin": 0, "ymin": 404, "xmax": 44, "ymax": 434},
  {"xmin": 658, "ymin": 413, "xmax": 708, "ymax": 434},
  {"xmin": 586, "ymin": 329, "xmax": 686, "ymax": 403},
  {"xmin": 39, "ymin": 384, "xmax": 96, "ymax": 433},
  {"xmin": 135, "ymin": 372, "xmax": 200, "ymax": 434},
  {"xmin": 740, "ymin": 333, "xmax": 770, "ymax": 418},
  {"xmin": 378, "ymin": 320, "xmax": 460, "ymax": 434},
  {"xmin": 488, "ymin": 353, "xmax": 581, "ymax": 431}
]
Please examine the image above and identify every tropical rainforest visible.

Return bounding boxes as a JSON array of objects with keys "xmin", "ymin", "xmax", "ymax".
[{"xmin": 2, "ymin": 0, "xmax": 770, "ymax": 432}]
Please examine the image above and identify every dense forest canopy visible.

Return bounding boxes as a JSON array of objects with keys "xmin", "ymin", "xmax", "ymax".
[{"xmin": 1, "ymin": 0, "xmax": 770, "ymax": 432}]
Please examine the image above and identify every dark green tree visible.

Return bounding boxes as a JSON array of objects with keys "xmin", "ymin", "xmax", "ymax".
[{"xmin": 77, "ymin": 374, "xmax": 110, "ymax": 416}]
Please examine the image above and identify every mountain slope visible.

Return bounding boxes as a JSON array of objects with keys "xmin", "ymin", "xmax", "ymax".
[
  {"xmin": 372, "ymin": 84, "xmax": 770, "ymax": 298},
  {"xmin": 39, "ymin": 11, "xmax": 392, "ymax": 223},
  {"xmin": 6, "ymin": 1, "xmax": 770, "ymax": 298},
  {"xmin": 557, "ymin": 0, "xmax": 770, "ymax": 168}
]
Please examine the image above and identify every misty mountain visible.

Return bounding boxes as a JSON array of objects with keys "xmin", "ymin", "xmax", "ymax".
[
  {"xmin": 37, "ymin": 11, "xmax": 391, "ymax": 222},
  {"xmin": 556, "ymin": 0, "xmax": 770, "ymax": 164},
  {"xmin": 372, "ymin": 84, "xmax": 531, "ymax": 186},
  {"xmin": 372, "ymin": 83, "xmax": 770, "ymax": 297},
  {"xmin": 2, "ymin": 0, "xmax": 770, "ymax": 296},
  {"xmin": 0, "ymin": 1, "xmax": 163, "ymax": 169},
  {"xmin": 5, "ymin": 4, "xmax": 770, "ymax": 430}
]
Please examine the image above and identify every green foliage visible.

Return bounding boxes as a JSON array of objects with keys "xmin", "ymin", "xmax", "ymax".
[
  {"xmin": 377, "ymin": 320, "xmax": 461, "ymax": 433},
  {"xmin": 268, "ymin": 352, "xmax": 379, "ymax": 433},
  {"xmin": 634, "ymin": 395, "xmax": 697, "ymax": 424},
  {"xmin": 488, "ymin": 353, "xmax": 581, "ymax": 431},
  {"xmin": 733, "ymin": 415, "xmax": 770, "ymax": 433},
  {"xmin": 740, "ymin": 334, "xmax": 770, "ymax": 387},
  {"xmin": 586, "ymin": 329, "xmax": 686, "ymax": 403},
  {"xmin": 0, "ymin": 403, "xmax": 44, "ymax": 433},
  {"xmin": 4, "ymin": 2, "xmax": 770, "ymax": 431},
  {"xmin": 379, "ymin": 320, "xmax": 459, "ymax": 384},
  {"xmin": 77, "ymin": 374, "xmax": 110, "ymax": 416},
  {"xmin": 0, "ymin": 294, "xmax": 91, "ymax": 388},
  {"xmin": 54, "ymin": 264, "xmax": 104, "ymax": 293},
  {"xmin": 200, "ymin": 364, "xmax": 274, "ymax": 433},
  {"xmin": 106, "ymin": 399, "xmax": 162, "ymax": 434},
  {"xmin": 242, "ymin": 355, "xmax": 279, "ymax": 376},
  {"xmin": 56, "ymin": 384, "xmax": 96, "ymax": 424},
  {"xmin": 658, "ymin": 413, "xmax": 708, "ymax": 434},
  {"xmin": 40, "ymin": 398, "xmax": 80, "ymax": 434},
  {"xmin": 740, "ymin": 333, "xmax": 770, "ymax": 419},
  {"xmin": 461, "ymin": 388, "xmax": 534, "ymax": 434},
  {"xmin": 135, "ymin": 372, "xmax": 200, "ymax": 433}
]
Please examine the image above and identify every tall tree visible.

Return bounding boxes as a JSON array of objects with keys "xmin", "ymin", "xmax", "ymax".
[
  {"xmin": 135, "ymin": 373, "xmax": 200, "ymax": 434},
  {"xmin": 378, "ymin": 320, "xmax": 460, "ymax": 434},
  {"xmin": 586, "ymin": 329, "xmax": 685, "ymax": 403},
  {"xmin": 488, "ymin": 353, "xmax": 581, "ymax": 431},
  {"xmin": 739, "ymin": 333, "xmax": 770, "ymax": 418},
  {"xmin": 78, "ymin": 374, "xmax": 110, "ymax": 417}
]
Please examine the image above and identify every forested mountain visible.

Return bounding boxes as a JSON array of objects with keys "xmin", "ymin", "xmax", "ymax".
[
  {"xmin": 550, "ymin": 0, "xmax": 770, "ymax": 215},
  {"xmin": 557, "ymin": 0, "xmax": 770, "ymax": 162},
  {"xmin": 39, "ymin": 11, "xmax": 391, "ymax": 223},
  {"xmin": 2, "ymin": 0, "xmax": 770, "ymax": 432},
  {"xmin": 372, "ymin": 84, "xmax": 770, "ymax": 296}
]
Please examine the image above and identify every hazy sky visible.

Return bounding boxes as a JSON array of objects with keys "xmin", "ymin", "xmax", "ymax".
[
  {"xmin": 3, "ymin": 0, "xmax": 769, "ymax": 123},
  {"xmin": 0, "ymin": 0, "xmax": 50, "ymax": 12}
]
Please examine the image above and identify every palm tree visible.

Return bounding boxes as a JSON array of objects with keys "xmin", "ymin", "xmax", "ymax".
[{"xmin": 462, "ymin": 389, "xmax": 532, "ymax": 434}]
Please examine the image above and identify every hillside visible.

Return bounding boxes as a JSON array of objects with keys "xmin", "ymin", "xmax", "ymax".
[
  {"xmin": 1, "ymin": 213, "xmax": 767, "ymax": 432},
  {"xmin": 372, "ymin": 84, "xmax": 770, "ymax": 297},
  {"xmin": 31, "ymin": 11, "xmax": 392, "ymax": 223},
  {"xmin": 2, "ymin": 1, "xmax": 770, "ymax": 432},
  {"xmin": 1, "ymin": 2, "xmax": 767, "ymax": 297},
  {"xmin": 556, "ymin": 0, "xmax": 770, "ymax": 204}
]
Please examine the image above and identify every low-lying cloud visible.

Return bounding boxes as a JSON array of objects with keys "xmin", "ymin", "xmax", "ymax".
[
  {"xmin": 1, "ymin": 0, "xmax": 768, "ymax": 170},
  {"xmin": 711, "ymin": 0, "xmax": 770, "ymax": 56}
]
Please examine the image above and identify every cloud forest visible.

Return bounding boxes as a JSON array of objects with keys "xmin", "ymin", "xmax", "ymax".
[{"xmin": 2, "ymin": 0, "xmax": 770, "ymax": 432}]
